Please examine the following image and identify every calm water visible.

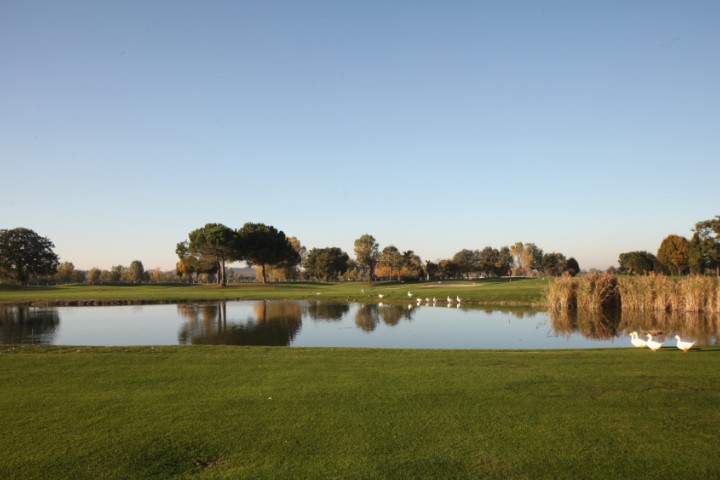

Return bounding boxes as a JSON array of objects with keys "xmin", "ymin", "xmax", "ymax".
[{"xmin": 1, "ymin": 301, "xmax": 717, "ymax": 349}]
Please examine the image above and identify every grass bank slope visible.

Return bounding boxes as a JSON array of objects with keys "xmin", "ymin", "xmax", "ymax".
[
  {"xmin": 1, "ymin": 345, "xmax": 719, "ymax": 479},
  {"xmin": 0, "ymin": 278, "xmax": 548, "ymax": 307}
]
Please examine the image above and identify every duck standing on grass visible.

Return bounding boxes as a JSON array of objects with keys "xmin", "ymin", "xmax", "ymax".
[
  {"xmin": 630, "ymin": 331, "xmax": 647, "ymax": 348},
  {"xmin": 675, "ymin": 335, "xmax": 695, "ymax": 352},
  {"xmin": 646, "ymin": 334, "xmax": 664, "ymax": 352}
]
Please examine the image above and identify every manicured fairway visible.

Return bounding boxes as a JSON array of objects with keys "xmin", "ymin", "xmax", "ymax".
[
  {"xmin": 0, "ymin": 278, "xmax": 548, "ymax": 307},
  {"xmin": 1, "ymin": 345, "xmax": 719, "ymax": 479}
]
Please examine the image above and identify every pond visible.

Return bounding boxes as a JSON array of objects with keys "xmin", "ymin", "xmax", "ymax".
[{"xmin": 1, "ymin": 301, "xmax": 717, "ymax": 349}]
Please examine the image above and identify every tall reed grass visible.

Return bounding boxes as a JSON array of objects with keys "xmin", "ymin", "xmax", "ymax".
[
  {"xmin": 547, "ymin": 273, "xmax": 619, "ymax": 312},
  {"xmin": 617, "ymin": 274, "xmax": 719, "ymax": 313},
  {"xmin": 549, "ymin": 274, "xmax": 719, "ymax": 314}
]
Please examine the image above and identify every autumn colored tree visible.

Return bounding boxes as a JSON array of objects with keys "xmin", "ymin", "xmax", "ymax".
[
  {"xmin": 55, "ymin": 262, "xmax": 76, "ymax": 283},
  {"xmin": 510, "ymin": 242, "xmax": 543, "ymax": 277},
  {"xmin": 87, "ymin": 267, "xmax": 101, "ymax": 284},
  {"xmin": 657, "ymin": 235, "xmax": 689, "ymax": 276}
]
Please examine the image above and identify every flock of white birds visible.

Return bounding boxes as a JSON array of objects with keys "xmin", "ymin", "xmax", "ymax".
[{"xmin": 630, "ymin": 331, "xmax": 696, "ymax": 352}]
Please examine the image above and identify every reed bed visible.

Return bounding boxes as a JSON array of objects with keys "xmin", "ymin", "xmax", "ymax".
[
  {"xmin": 550, "ymin": 274, "xmax": 720, "ymax": 314},
  {"xmin": 547, "ymin": 273, "xmax": 619, "ymax": 312},
  {"xmin": 617, "ymin": 274, "xmax": 719, "ymax": 313}
]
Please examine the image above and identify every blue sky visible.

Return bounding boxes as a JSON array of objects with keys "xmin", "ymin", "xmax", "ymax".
[{"xmin": 2, "ymin": 1, "xmax": 719, "ymax": 271}]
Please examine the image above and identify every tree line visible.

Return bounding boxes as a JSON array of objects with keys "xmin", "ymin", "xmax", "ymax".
[
  {"xmin": 616, "ymin": 216, "xmax": 720, "ymax": 276},
  {"xmin": 7, "ymin": 212, "xmax": 712, "ymax": 285},
  {"xmin": 0, "ymin": 224, "xmax": 582, "ymax": 285},
  {"xmin": 176, "ymin": 226, "xmax": 580, "ymax": 283}
]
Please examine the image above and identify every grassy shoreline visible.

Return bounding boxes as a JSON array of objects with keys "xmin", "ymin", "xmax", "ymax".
[
  {"xmin": 0, "ymin": 278, "xmax": 548, "ymax": 307},
  {"xmin": 2, "ymin": 345, "xmax": 719, "ymax": 479}
]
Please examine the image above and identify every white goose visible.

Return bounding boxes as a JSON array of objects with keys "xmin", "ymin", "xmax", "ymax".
[
  {"xmin": 407, "ymin": 292, "xmax": 413, "ymax": 298},
  {"xmin": 675, "ymin": 335, "xmax": 695, "ymax": 353},
  {"xmin": 646, "ymin": 334, "xmax": 664, "ymax": 352},
  {"xmin": 630, "ymin": 331, "xmax": 647, "ymax": 348},
  {"xmin": 447, "ymin": 296, "xmax": 453, "ymax": 303}
]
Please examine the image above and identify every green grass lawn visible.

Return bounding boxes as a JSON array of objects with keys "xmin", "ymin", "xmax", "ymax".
[
  {"xmin": 0, "ymin": 278, "xmax": 548, "ymax": 307},
  {"xmin": 1, "ymin": 345, "xmax": 719, "ymax": 479}
]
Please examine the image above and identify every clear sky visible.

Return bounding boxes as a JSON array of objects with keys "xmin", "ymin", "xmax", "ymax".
[{"xmin": 2, "ymin": 1, "xmax": 719, "ymax": 272}]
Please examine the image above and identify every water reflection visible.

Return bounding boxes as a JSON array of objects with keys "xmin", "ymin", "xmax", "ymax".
[
  {"xmin": 0, "ymin": 302, "xmax": 717, "ymax": 348},
  {"xmin": 549, "ymin": 308, "xmax": 719, "ymax": 344},
  {"xmin": 177, "ymin": 301, "xmax": 302, "ymax": 346},
  {"xmin": 0, "ymin": 306, "xmax": 59, "ymax": 344},
  {"xmin": 305, "ymin": 302, "xmax": 350, "ymax": 322}
]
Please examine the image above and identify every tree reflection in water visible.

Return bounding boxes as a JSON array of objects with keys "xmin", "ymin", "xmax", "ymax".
[
  {"xmin": 305, "ymin": 302, "xmax": 350, "ymax": 322},
  {"xmin": 550, "ymin": 308, "xmax": 719, "ymax": 344},
  {"xmin": 0, "ymin": 306, "xmax": 59, "ymax": 344},
  {"xmin": 177, "ymin": 301, "xmax": 302, "ymax": 346},
  {"xmin": 355, "ymin": 304, "xmax": 380, "ymax": 332}
]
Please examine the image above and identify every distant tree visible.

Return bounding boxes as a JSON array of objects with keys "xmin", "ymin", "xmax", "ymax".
[
  {"xmin": 618, "ymin": 251, "xmax": 657, "ymax": 275},
  {"xmin": 478, "ymin": 247, "xmax": 499, "ymax": 277},
  {"xmin": 564, "ymin": 257, "xmax": 580, "ymax": 277},
  {"xmin": 236, "ymin": 223, "xmax": 300, "ymax": 284},
  {"xmin": 692, "ymin": 216, "xmax": 720, "ymax": 276},
  {"xmin": 437, "ymin": 259, "xmax": 460, "ymax": 279},
  {"xmin": 379, "ymin": 245, "xmax": 403, "ymax": 280},
  {"xmin": 510, "ymin": 242, "xmax": 543, "ymax": 277},
  {"xmin": 87, "ymin": 267, "xmax": 101, "ymax": 284},
  {"xmin": 304, "ymin": 247, "xmax": 350, "ymax": 281},
  {"xmin": 185, "ymin": 223, "xmax": 238, "ymax": 286},
  {"xmin": 402, "ymin": 250, "xmax": 423, "ymax": 279},
  {"xmin": 424, "ymin": 261, "xmax": 439, "ymax": 280},
  {"xmin": 149, "ymin": 267, "xmax": 163, "ymax": 283},
  {"xmin": 279, "ymin": 236, "xmax": 307, "ymax": 280},
  {"xmin": 657, "ymin": 235, "xmax": 690, "ymax": 276},
  {"xmin": 496, "ymin": 246, "xmax": 513, "ymax": 276},
  {"xmin": 354, "ymin": 234, "xmax": 380, "ymax": 281},
  {"xmin": 541, "ymin": 252, "xmax": 567, "ymax": 277},
  {"xmin": 125, "ymin": 260, "xmax": 145, "ymax": 283},
  {"xmin": 453, "ymin": 249, "xmax": 480, "ymax": 279},
  {"xmin": 55, "ymin": 262, "xmax": 76, "ymax": 284},
  {"xmin": 0, "ymin": 228, "xmax": 59, "ymax": 284},
  {"xmin": 110, "ymin": 265, "xmax": 123, "ymax": 283}
]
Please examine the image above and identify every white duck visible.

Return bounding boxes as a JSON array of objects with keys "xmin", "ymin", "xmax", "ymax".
[
  {"xmin": 675, "ymin": 335, "xmax": 695, "ymax": 353},
  {"xmin": 646, "ymin": 334, "xmax": 664, "ymax": 352},
  {"xmin": 447, "ymin": 296, "xmax": 453, "ymax": 303},
  {"xmin": 630, "ymin": 331, "xmax": 647, "ymax": 348}
]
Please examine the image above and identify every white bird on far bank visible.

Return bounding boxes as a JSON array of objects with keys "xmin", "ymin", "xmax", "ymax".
[
  {"xmin": 675, "ymin": 335, "xmax": 695, "ymax": 352},
  {"xmin": 407, "ymin": 292, "xmax": 413, "ymax": 298}
]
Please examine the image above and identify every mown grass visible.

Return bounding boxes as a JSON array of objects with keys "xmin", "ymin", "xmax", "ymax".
[
  {"xmin": 0, "ymin": 278, "xmax": 548, "ymax": 307},
  {"xmin": 1, "ymin": 345, "xmax": 719, "ymax": 479}
]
